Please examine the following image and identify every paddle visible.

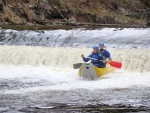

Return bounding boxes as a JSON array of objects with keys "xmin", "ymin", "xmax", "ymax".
[
  {"xmin": 73, "ymin": 63, "xmax": 82, "ymax": 69},
  {"xmin": 87, "ymin": 57, "xmax": 122, "ymax": 69},
  {"xmin": 73, "ymin": 57, "xmax": 122, "ymax": 69},
  {"xmin": 108, "ymin": 61, "xmax": 122, "ymax": 69}
]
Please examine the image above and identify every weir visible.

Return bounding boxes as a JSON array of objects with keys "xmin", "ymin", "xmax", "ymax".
[{"xmin": 0, "ymin": 28, "xmax": 150, "ymax": 48}]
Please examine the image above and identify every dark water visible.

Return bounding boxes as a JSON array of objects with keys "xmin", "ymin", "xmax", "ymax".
[
  {"xmin": 0, "ymin": 25, "xmax": 104, "ymax": 30},
  {"xmin": 1, "ymin": 24, "xmax": 142, "ymax": 31},
  {"xmin": 0, "ymin": 25, "xmax": 79, "ymax": 30},
  {"xmin": 0, "ymin": 85, "xmax": 150, "ymax": 112}
]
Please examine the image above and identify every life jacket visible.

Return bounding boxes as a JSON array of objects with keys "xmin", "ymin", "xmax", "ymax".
[
  {"xmin": 90, "ymin": 53, "xmax": 99, "ymax": 62},
  {"xmin": 90, "ymin": 53, "xmax": 105, "ymax": 68},
  {"xmin": 99, "ymin": 49, "xmax": 107, "ymax": 59}
]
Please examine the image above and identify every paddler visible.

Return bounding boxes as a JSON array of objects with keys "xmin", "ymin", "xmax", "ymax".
[
  {"xmin": 98, "ymin": 42, "xmax": 112, "ymax": 61},
  {"xmin": 81, "ymin": 45, "xmax": 106, "ymax": 68}
]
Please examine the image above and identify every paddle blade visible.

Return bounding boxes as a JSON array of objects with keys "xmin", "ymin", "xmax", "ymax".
[
  {"xmin": 108, "ymin": 61, "xmax": 122, "ymax": 69},
  {"xmin": 73, "ymin": 63, "xmax": 82, "ymax": 69}
]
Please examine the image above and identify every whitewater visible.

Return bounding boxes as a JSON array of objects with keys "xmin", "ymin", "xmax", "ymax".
[{"xmin": 0, "ymin": 28, "xmax": 150, "ymax": 112}]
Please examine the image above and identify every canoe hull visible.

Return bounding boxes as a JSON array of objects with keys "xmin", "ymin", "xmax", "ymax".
[{"xmin": 79, "ymin": 63, "xmax": 114, "ymax": 79}]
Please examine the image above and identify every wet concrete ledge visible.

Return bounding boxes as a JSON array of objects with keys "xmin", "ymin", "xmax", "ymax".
[{"xmin": 0, "ymin": 22, "xmax": 149, "ymax": 31}]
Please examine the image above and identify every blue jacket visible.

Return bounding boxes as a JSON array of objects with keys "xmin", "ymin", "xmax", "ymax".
[
  {"xmin": 99, "ymin": 49, "xmax": 111, "ymax": 59},
  {"xmin": 83, "ymin": 53, "xmax": 105, "ymax": 68}
]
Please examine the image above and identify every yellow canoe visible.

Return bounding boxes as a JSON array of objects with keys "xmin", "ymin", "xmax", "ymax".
[{"xmin": 79, "ymin": 63, "xmax": 114, "ymax": 79}]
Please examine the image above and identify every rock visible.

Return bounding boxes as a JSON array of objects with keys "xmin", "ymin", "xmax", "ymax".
[
  {"xmin": 119, "ymin": 8, "xmax": 129, "ymax": 15},
  {"xmin": 68, "ymin": 17, "xmax": 77, "ymax": 23},
  {"xmin": 27, "ymin": 22, "xmax": 35, "ymax": 26},
  {"xmin": 110, "ymin": 2, "xmax": 118, "ymax": 10}
]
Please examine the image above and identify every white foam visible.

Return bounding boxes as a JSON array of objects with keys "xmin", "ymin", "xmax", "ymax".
[
  {"xmin": 0, "ymin": 46, "xmax": 150, "ymax": 72},
  {"xmin": 0, "ymin": 66, "xmax": 149, "ymax": 94}
]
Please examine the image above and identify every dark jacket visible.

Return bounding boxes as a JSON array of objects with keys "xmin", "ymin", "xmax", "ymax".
[
  {"xmin": 99, "ymin": 49, "xmax": 111, "ymax": 59},
  {"xmin": 83, "ymin": 52, "xmax": 105, "ymax": 68}
]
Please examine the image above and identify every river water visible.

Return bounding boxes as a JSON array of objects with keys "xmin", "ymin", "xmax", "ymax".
[{"xmin": 0, "ymin": 28, "xmax": 150, "ymax": 113}]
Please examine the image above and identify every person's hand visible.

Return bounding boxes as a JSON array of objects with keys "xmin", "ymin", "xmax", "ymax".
[
  {"xmin": 109, "ymin": 58, "xmax": 112, "ymax": 61},
  {"xmin": 81, "ymin": 54, "xmax": 84, "ymax": 58},
  {"xmin": 103, "ymin": 60, "xmax": 106, "ymax": 63}
]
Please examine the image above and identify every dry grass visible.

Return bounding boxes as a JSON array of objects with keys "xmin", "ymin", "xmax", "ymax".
[
  {"xmin": 3, "ymin": 5, "xmax": 23, "ymax": 24},
  {"xmin": 1, "ymin": 0, "xmax": 149, "ymax": 25},
  {"xmin": 23, "ymin": 6, "xmax": 36, "ymax": 21}
]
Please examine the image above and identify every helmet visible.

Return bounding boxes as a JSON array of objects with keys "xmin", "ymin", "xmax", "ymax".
[
  {"xmin": 93, "ymin": 45, "xmax": 99, "ymax": 50},
  {"xmin": 99, "ymin": 42, "xmax": 104, "ymax": 46}
]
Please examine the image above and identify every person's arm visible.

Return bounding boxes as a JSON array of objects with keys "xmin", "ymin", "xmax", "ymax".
[
  {"xmin": 98, "ymin": 54, "xmax": 106, "ymax": 63},
  {"xmin": 105, "ymin": 50, "xmax": 112, "ymax": 60},
  {"xmin": 81, "ymin": 54, "xmax": 91, "ymax": 62}
]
